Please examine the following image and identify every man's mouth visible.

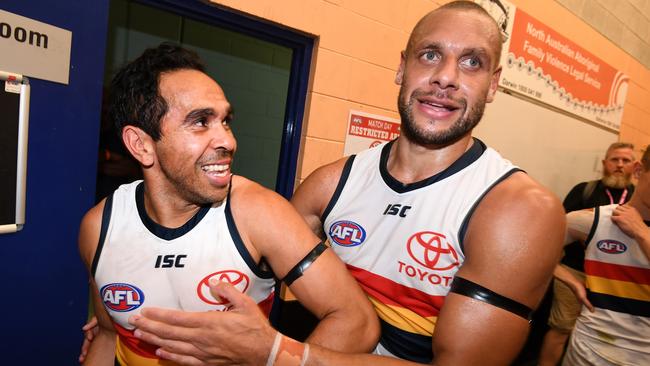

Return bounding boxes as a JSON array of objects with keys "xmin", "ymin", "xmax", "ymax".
[
  {"xmin": 201, "ymin": 163, "xmax": 230, "ymax": 177},
  {"xmin": 418, "ymin": 99, "xmax": 459, "ymax": 111}
]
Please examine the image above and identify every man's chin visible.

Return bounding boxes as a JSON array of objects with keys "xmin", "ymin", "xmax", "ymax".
[{"xmin": 602, "ymin": 174, "xmax": 631, "ymax": 189}]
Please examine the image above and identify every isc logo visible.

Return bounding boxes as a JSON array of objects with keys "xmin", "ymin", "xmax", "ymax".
[
  {"xmin": 155, "ymin": 254, "xmax": 187, "ymax": 268},
  {"xmin": 329, "ymin": 220, "xmax": 366, "ymax": 247},
  {"xmin": 597, "ymin": 240, "xmax": 627, "ymax": 254},
  {"xmin": 383, "ymin": 204, "xmax": 412, "ymax": 218},
  {"xmin": 100, "ymin": 283, "xmax": 144, "ymax": 312}
]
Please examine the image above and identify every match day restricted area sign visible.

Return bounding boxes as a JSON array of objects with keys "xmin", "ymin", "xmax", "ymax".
[
  {"xmin": 478, "ymin": 0, "xmax": 628, "ymax": 131},
  {"xmin": 343, "ymin": 110, "xmax": 401, "ymax": 156},
  {"xmin": 0, "ymin": 9, "xmax": 72, "ymax": 84}
]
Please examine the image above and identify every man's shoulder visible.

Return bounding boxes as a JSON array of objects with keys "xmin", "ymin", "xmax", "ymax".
[
  {"xmin": 78, "ymin": 198, "xmax": 107, "ymax": 268},
  {"xmin": 489, "ymin": 171, "xmax": 557, "ymax": 204},
  {"xmin": 474, "ymin": 171, "xmax": 564, "ymax": 229},
  {"xmin": 230, "ymin": 175, "xmax": 279, "ymax": 202}
]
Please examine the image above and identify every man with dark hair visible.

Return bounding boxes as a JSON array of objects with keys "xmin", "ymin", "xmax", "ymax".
[
  {"xmin": 539, "ymin": 142, "xmax": 635, "ymax": 366},
  {"xmin": 128, "ymin": 2, "xmax": 565, "ymax": 365},
  {"xmin": 553, "ymin": 146, "xmax": 650, "ymax": 365},
  {"xmin": 78, "ymin": 43, "xmax": 378, "ymax": 364}
]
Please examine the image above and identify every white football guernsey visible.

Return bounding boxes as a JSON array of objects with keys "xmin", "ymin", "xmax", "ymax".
[
  {"xmin": 93, "ymin": 181, "xmax": 275, "ymax": 365},
  {"xmin": 323, "ymin": 138, "xmax": 519, "ymax": 363},
  {"xmin": 564, "ymin": 204, "xmax": 650, "ymax": 366}
]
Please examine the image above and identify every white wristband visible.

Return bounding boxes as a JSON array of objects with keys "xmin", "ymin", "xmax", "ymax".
[
  {"xmin": 265, "ymin": 332, "xmax": 282, "ymax": 366},
  {"xmin": 300, "ymin": 343, "xmax": 310, "ymax": 366}
]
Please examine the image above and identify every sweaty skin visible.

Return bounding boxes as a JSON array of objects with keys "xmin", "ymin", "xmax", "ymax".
[{"xmin": 128, "ymin": 6, "xmax": 565, "ymax": 366}]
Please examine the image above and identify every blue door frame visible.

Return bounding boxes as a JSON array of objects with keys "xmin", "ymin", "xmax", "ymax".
[{"xmin": 135, "ymin": 0, "xmax": 314, "ymax": 199}]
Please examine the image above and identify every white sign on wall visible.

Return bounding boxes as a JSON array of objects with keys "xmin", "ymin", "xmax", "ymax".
[
  {"xmin": 344, "ymin": 110, "xmax": 401, "ymax": 156},
  {"xmin": 0, "ymin": 9, "xmax": 72, "ymax": 84}
]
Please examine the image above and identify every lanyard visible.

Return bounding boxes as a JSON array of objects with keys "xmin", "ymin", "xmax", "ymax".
[{"xmin": 606, "ymin": 188, "xmax": 627, "ymax": 205}]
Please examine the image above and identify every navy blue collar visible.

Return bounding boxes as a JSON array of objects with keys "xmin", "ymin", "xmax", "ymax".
[
  {"xmin": 379, "ymin": 138, "xmax": 487, "ymax": 193},
  {"xmin": 135, "ymin": 182, "xmax": 211, "ymax": 241}
]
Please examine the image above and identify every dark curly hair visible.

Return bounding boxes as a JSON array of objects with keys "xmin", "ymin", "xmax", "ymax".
[{"xmin": 109, "ymin": 42, "xmax": 205, "ymax": 141}]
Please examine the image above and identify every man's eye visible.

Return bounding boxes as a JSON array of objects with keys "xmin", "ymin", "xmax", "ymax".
[
  {"xmin": 194, "ymin": 118, "xmax": 208, "ymax": 126},
  {"xmin": 461, "ymin": 57, "xmax": 481, "ymax": 68},
  {"xmin": 421, "ymin": 51, "xmax": 438, "ymax": 62}
]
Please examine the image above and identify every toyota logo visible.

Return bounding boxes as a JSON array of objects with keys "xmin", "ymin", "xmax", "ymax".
[
  {"xmin": 197, "ymin": 270, "xmax": 250, "ymax": 305},
  {"xmin": 406, "ymin": 231, "xmax": 459, "ymax": 271}
]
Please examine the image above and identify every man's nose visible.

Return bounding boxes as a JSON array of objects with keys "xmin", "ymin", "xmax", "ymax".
[
  {"xmin": 209, "ymin": 124, "xmax": 236, "ymax": 151},
  {"xmin": 430, "ymin": 58, "xmax": 459, "ymax": 90}
]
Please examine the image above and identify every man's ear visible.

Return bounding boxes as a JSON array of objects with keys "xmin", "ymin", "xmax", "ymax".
[
  {"xmin": 122, "ymin": 125, "xmax": 155, "ymax": 167},
  {"xmin": 486, "ymin": 66, "xmax": 502, "ymax": 103},
  {"xmin": 633, "ymin": 161, "xmax": 643, "ymax": 180},
  {"xmin": 395, "ymin": 51, "xmax": 406, "ymax": 85}
]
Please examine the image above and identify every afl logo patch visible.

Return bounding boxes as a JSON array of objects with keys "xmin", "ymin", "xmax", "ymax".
[
  {"xmin": 407, "ymin": 231, "xmax": 459, "ymax": 271},
  {"xmin": 329, "ymin": 220, "xmax": 366, "ymax": 247},
  {"xmin": 197, "ymin": 270, "xmax": 250, "ymax": 305},
  {"xmin": 100, "ymin": 283, "xmax": 144, "ymax": 312},
  {"xmin": 597, "ymin": 240, "xmax": 627, "ymax": 254}
]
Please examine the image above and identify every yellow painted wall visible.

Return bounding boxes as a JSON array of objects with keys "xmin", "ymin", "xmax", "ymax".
[{"xmin": 210, "ymin": 0, "xmax": 650, "ymax": 177}]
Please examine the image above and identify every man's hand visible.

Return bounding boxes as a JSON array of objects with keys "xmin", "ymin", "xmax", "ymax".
[
  {"xmin": 78, "ymin": 316, "xmax": 99, "ymax": 363},
  {"xmin": 553, "ymin": 265, "xmax": 594, "ymax": 312},
  {"xmin": 565, "ymin": 278, "xmax": 595, "ymax": 313},
  {"xmin": 612, "ymin": 204, "xmax": 650, "ymax": 260},
  {"xmin": 129, "ymin": 281, "xmax": 277, "ymax": 366},
  {"xmin": 612, "ymin": 205, "xmax": 650, "ymax": 239}
]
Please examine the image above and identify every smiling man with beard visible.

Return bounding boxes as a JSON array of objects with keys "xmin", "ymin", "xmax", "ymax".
[
  {"xmin": 128, "ymin": 2, "xmax": 566, "ymax": 365},
  {"xmin": 77, "ymin": 43, "xmax": 378, "ymax": 365}
]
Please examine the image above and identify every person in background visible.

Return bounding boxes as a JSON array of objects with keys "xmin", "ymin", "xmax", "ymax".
[
  {"xmin": 538, "ymin": 142, "xmax": 635, "ymax": 366},
  {"xmin": 553, "ymin": 145, "xmax": 650, "ymax": 365}
]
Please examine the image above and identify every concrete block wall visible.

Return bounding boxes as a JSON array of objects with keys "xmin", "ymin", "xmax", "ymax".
[{"xmin": 209, "ymin": 0, "xmax": 650, "ymax": 180}]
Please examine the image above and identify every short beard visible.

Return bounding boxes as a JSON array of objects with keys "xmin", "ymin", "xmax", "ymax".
[
  {"xmin": 602, "ymin": 173, "xmax": 631, "ymax": 189},
  {"xmin": 397, "ymin": 88, "xmax": 484, "ymax": 146}
]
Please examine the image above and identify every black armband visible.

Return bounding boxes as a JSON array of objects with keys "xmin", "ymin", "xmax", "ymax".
[
  {"xmin": 449, "ymin": 276, "xmax": 533, "ymax": 322},
  {"xmin": 281, "ymin": 242, "xmax": 328, "ymax": 286}
]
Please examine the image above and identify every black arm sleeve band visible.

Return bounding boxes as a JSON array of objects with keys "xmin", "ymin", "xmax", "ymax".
[
  {"xmin": 281, "ymin": 241, "xmax": 328, "ymax": 286},
  {"xmin": 449, "ymin": 276, "xmax": 533, "ymax": 322}
]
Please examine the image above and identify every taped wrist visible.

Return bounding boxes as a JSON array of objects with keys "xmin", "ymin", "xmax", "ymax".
[
  {"xmin": 281, "ymin": 242, "xmax": 328, "ymax": 286},
  {"xmin": 265, "ymin": 332, "xmax": 310, "ymax": 366},
  {"xmin": 449, "ymin": 276, "xmax": 533, "ymax": 322}
]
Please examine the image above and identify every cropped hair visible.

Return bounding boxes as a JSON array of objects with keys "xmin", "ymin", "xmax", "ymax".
[
  {"xmin": 109, "ymin": 42, "xmax": 205, "ymax": 141},
  {"xmin": 642, "ymin": 146, "xmax": 650, "ymax": 171},
  {"xmin": 406, "ymin": 1, "xmax": 505, "ymax": 65},
  {"xmin": 605, "ymin": 142, "xmax": 635, "ymax": 158}
]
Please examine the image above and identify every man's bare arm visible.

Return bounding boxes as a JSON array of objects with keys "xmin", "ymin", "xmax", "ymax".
[
  {"xmin": 78, "ymin": 201, "xmax": 117, "ymax": 365},
  {"xmin": 552, "ymin": 265, "xmax": 594, "ymax": 312},
  {"xmin": 290, "ymin": 158, "xmax": 348, "ymax": 238},
  {"xmin": 230, "ymin": 176, "xmax": 379, "ymax": 352},
  {"xmin": 431, "ymin": 173, "xmax": 566, "ymax": 365}
]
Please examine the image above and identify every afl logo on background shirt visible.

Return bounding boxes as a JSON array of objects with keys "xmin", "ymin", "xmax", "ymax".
[
  {"xmin": 101, "ymin": 283, "xmax": 144, "ymax": 312},
  {"xmin": 407, "ymin": 231, "xmax": 460, "ymax": 271},
  {"xmin": 197, "ymin": 270, "xmax": 250, "ymax": 305},
  {"xmin": 597, "ymin": 239, "xmax": 627, "ymax": 254},
  {"xmin": 329, "ymin": 220, "xmax": 366, "ymax": 247}
]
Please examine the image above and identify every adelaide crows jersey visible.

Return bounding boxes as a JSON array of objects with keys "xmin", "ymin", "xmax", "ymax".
[
  {"xmin": 323, "ymin": 139, "xmax": 519, "ymax": 363},
  {"xmin": 92, "ymin": 181, "xmax": 275, "ymax": 365},
  {"xmin": 566, "ymin": 204, "xmax": 650, "ymax": 365}
]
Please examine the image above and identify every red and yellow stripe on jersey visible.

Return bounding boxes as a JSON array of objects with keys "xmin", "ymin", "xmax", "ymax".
[
  {"xmin": 348, "ymin": 265, "xmax": 444, "ymax": 335},
  {"xmin": 114, "ymin": 294, "xmax": 274, "ymax": 365},
  {"xmin": 585, "ymin": 259, "xmax": 650, "ymax": 317}
]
